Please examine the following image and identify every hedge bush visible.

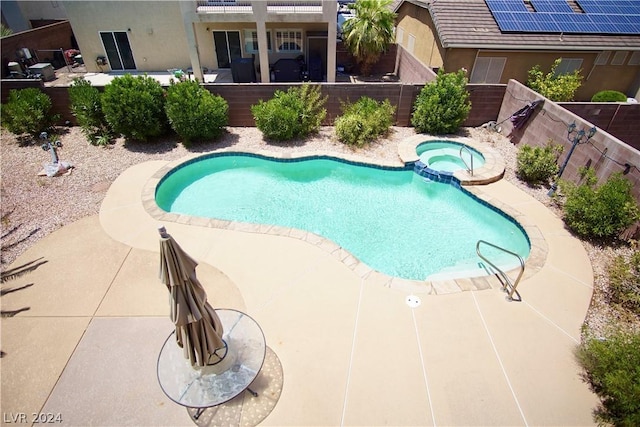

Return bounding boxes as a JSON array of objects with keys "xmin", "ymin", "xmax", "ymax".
[
  {"xmin": 411, "ymin": 68, "xmax": 471, "ymax": 135},
  {"xmin": 165, "ymin": 80, "xmax": 228, "ymax": 145},
  {"xmin": 251, "ymin": 84, "xmax": 326, "ymax": 141},
  {"xmin": 101, "ymin": 74, "xmax": 166, "ymax": 141},
  {"xmin": 516, "ymin": 141, "xmax": 563, "ymax": 185},
  {"xmin": 0, "ymin": 88, "xmax": 59, "ymax": 137},
  {"xmin": 559, "ymin": 168, "xmax": 639, "ymax": 240},
  {"xmin": 576, "ymin": 329, "xmax": 640, "ymax": 426},
  {"xmin": 68, "ymin": 77, "xmax": 111, "ymax": 145},
  {"xmin": 591, "ymin": 90, "xmax": 628, "ymax": 102},
  {"xmin": 608, "ymin": 250, "xmax": 640, "ymax": 316},
  {"xmin": 335, "ymin": 96, "xmax": 395, "ymax": 147}
]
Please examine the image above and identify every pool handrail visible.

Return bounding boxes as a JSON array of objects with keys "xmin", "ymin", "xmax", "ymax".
[
  {"xmin": 476, "ymin": 240, "xmax": 524, "ymax": 302},
  {"xmin": 459, "ymin": 145, "xmax": 474, "ymax": 176}
]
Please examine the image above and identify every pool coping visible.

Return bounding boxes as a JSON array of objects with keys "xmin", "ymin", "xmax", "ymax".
[{"xmin": 141, "ymin": 139, "xmax": 547, "ymax": 295}]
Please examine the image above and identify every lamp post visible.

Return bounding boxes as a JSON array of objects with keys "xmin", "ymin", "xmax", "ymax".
[
  {"xmin": 40, "ymin": 132, "xmax": 62, "ymax": 164},
  {"xmin": 548, "ymin": 123, "xmax": 597, "ymax": 196}
]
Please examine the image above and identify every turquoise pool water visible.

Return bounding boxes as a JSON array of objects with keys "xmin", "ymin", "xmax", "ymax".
[
  {"xmin": 417, "ymin": 141, "xmax": 485, "ymax": 172},
  {"xmin": 156, "ymin": 154, "xmax": 530, "ymax": 280}
]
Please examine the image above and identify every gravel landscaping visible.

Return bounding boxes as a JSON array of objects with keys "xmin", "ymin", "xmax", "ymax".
[{"xmin": 1, "ymin": 125, "xmax": 636, "ymax": 337}]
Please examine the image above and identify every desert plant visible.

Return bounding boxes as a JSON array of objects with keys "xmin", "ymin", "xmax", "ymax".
[
  {"xmin": 527, "ymin": 58, "xmax": 582, "ymax": 102},
  {"xmin": 335, "ymin": 96, "xmax": 395, "ymax": 147},
  {"xmin": 608, "ymin": 250, "xmax": 640, "ymax": 316},
  {"xmin": 516, "ymin": 141, "xmax": 563, "ymax": 185},
  {"xmin": 411, "ymin": 68, "xmax": 471, "ymax": 135},
  {"xmin": 0, "ymin": 88, "xmax": 59, "ymax": 137},
  {"xmin": 341, "ymin": 0, "xmax": 396, "ymax": 76},
  {"xmin": 591, "ymin": 90, "xmax": 628, "ymax": 102},
  {"xmin": 68, "ymin": 77, "xmax": 112, "ymax": 145},
  {"xmin": 1, "ymin": 24, "xmax": 13, "ymax": 37},
  {"xmin": 575, "ymin": 329, "xmax": 640, "ymax": 426},
  {"xmin": 559, "ymin": 168, "xmax": 639, "ymax": 240},
  {"xmin": 101, "ymin": 74, "xmax": 166, "ymax": 141},
  {"xmin": 165, "ymin": 80, "xmax": 228, "ymax": 145},
  {"xmin": 251, "ymin": 84, "xmax": 326, "ymax": 141}
]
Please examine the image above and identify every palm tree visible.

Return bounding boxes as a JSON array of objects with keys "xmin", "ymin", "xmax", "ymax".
[{"xmin": 342, "ymin": 0, "xmax": 396, "ymax": 76}]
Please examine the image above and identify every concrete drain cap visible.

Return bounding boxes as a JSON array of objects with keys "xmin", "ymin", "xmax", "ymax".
[{"xmin": 406, "ymin": 295, "xmax": 421, "ymax": 308}]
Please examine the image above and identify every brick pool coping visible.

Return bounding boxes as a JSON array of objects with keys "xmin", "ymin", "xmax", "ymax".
[{"xmin": 141, "ymin": 137, "xmax": 547, "ymax": 295}]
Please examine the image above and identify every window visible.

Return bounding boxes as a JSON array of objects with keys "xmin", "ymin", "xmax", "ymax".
[
  {"xmin": 407, "ymin": 34, "xmax": 415, "ymax": 54},
  {"xmin": 243, "ymin": 29, "xmax": 271, "ymax": 53},
  {"xmin": 595, "ymin": 51, "xmax": 611, "ymax": 65},
  {"xmin": 629, "ymin": 51, "xmax": 640, "ymax": 66},
  {"xmin": 275, "ymin": 30, "xmax": 302, "ymax": 52},
  {"xmin": 99, "ymin": 31, "xmax": 136, "ymax": 70},
  {"xmin": 396, "ymin": 27, "xmax": 404, "ymax": 45},
  {"xmin": 470, "ymin": 57, "xmax": 506, "ymax": 83},
  {"xmin": 612, "ymin": 51, "xmax": 628, "ymax": 65},
  {"xmin": 555, "ymin": 58, "xmax": 582, "ymax": 75}
]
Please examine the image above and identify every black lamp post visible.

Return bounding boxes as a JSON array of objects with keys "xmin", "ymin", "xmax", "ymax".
[
  {"xmin": 548, "ymin": 123, "xmax": 597, "ymax": 196},
  {"xmin": 40, "ymin": 132, "xmax": 62, "ymax": 164}
]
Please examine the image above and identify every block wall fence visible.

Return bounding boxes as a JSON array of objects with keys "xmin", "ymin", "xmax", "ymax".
[{"xmin": 499, "ymin": 80, "xmax": 640, "ymax": 202}]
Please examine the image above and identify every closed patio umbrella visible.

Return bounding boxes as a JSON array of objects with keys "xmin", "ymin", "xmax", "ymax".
[
  {"xmin": 158, "ymin": 226, "xmax": 225, "ymax": 367},
  {"xmin": 510, "ymin": 100, "xmax": 543, "ymax": 130}
]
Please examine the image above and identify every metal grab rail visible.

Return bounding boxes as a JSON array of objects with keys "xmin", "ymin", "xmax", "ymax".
[
  {"xmin": 476, "ymin": 240, "xmax": 525, "ymax": 301},
  {"xmin": 459, "ymin": 145, "xmax": 474, "ymax": 176}
]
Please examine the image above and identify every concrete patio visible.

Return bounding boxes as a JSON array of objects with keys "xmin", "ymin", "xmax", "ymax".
[{"xmin": 1, "ymin": 155, "xmax": 598, "ymax": 426}]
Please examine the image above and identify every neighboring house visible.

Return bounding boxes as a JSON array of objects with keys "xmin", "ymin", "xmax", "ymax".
[
  {"xmin": 1, "ymin": 0, "xmax": 68, "ymax": 32},
  {"xmin": 394, "ymin": 0, "xmax": 640, "ymax": 101},
  {"xmin": 62, "ymin": 0, "xmax": 339, "ymax": 83}
]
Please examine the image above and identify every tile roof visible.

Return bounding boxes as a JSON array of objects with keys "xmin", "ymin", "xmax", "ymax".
[{"xmin": 398, "ymin": 0, "xmax": 640, "ymax": 50}]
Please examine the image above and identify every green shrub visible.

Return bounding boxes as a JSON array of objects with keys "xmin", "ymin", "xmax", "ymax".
[
  {"xmin": 559, "ymin": 168, "xmax": 639, "ymax": 239},
  {"xmin": 591, "ymin": 90, "xmax": 628, "ymax": 102},
  {"xmin": 101, "ymin": 74, "xmax": 166, "ymax": 141},
  {"xmin": 335, "ymin": 96, "xmax": 395, "ymax": 147},
  {"xmin": 575, "ymin": 329, "xmax": 640, "ymax": 426},
  {"xmin": 68, "ymin": 77, "xmax": 112, "ymax": 145},
  {"xmin": 411, "ymin": 68, "xmax": 471, "ymax": 134},
  {"xmin": 608, "ymin": 250, "xmax": 640, "ymax": 316},
  {"xmin": 165, "ymin": 80, "xmax": 228, "ymax": 145},
  {"xmin": 527, "ymin": 58, "xmax": 582, "ymax": 102},
  {"xmin": 0, "ymin": 88, "xmax": 59, "ymax": 136},
  {"xmin": 516, "ymin": 141, "xmax": 563, "ymax": 185},
  {"xmin": 251, "ymin": 84, "xmax": 326, "ymax": 141}
]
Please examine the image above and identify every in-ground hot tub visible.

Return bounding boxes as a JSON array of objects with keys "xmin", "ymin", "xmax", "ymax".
[{"xmin": 416, "ymin": 141, "xmax": 485, "ymax": 173}]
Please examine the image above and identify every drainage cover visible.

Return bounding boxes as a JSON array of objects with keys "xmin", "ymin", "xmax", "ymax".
[{"xmin": 405, "ymin": 295, "xmax": 421, "ymax": 308}]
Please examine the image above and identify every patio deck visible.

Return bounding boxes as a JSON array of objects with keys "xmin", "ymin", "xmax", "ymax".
[{"xmin": 1, "ymin": 155, "xmax": 598, "ymax": 426}]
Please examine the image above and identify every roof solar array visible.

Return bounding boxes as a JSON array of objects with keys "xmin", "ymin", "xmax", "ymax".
[{"xmin": 485, "ymin": 0, "xmax": 640, "ymax": 34}]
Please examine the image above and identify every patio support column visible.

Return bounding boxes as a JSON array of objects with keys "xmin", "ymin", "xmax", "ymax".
[
  {"xmin": 323, "ymin": 0, "xmax": 337, "ymax": 83},
  {"xmin": 252, "ymin": 2, "xmax": 270, "ymax": 83},
  {"xmin": 179, "ymin": 0, "xmax": 204, "ymax": 82}
]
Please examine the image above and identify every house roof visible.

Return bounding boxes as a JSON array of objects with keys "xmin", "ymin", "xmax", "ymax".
[{"xmin": 397, "ymin": 0, "xmax": 640, "ymax": 50}]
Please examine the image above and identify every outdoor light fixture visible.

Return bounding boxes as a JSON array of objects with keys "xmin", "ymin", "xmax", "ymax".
[{"xmin": 548, "ymin": 122, "xmax": 597, "ymax": 196}]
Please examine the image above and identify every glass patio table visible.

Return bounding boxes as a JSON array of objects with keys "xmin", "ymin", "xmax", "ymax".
[{"xmin": 156, "ymin": 309, "xmax": 266, "ymax": 419}]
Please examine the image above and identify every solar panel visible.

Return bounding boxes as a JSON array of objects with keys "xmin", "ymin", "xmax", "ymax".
[{"xmin": 485, "ymin": 0, "xmax": 640, "ymax": 35}]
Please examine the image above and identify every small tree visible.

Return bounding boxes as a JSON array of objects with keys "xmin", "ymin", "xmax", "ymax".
[
  {"xmin": 527, "ymin": 58, "xmax": 582, "ymax": 102},
  {"xmin": 608, "ymin": 250, "xmax": 640, "ymax": 316},
  {"xmin": 0, "ymin": 88, "xmax": 59, "ymax": 137},
  {"xmin": 68, "ymin": 77, "xmax": 112, "ymax": 145},
  {"xmin": 101, "ymin": 74, "xmax": 166, "ymax": 141},
  {"xmin": 411, "ymin": 69, "xmax": 471, "ymax": 134},
  {"xmin": 341, "ymin": 0, "xmax": 396, "ymax": 76},
  {"xmin": 576, "ymin": 329, "xmax": 640, "ymax": 426},
  {"xmin": 559, "ymin": 168, "xmax": 639, "ymax": 240},
  {"xmin": 165, "ymin": 80, "xmax": 228, "ymax": 145}
]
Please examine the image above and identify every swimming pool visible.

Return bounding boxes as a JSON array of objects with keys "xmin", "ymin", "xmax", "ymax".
[
  {"xmin": 417, "ymin": 141, "xmax": 485, "ymax": 173},
  {"xmin": 155, "ymin": 153, "xmax": 530, "ymax": 281}
]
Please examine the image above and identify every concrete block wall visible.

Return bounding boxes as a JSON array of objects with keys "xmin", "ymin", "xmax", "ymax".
[
  {"xmin": 465, "ymin": 84, "xmax": 507, "ymax": 127},
  {"xmin": 1, "ymin": 21, "xmax": 75, "ymax": 77},
  {"xmin": 395, "ymin": 44, "xmax": 436, "ymax": 84},
  {"xmin": 499, "ymin": 80, "xmax": 640, "ymax": 202}
]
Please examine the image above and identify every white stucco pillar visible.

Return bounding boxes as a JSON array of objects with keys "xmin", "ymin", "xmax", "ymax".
[
  {"xmin": 252, "ymin": 2, "xmax": 270, "ymax": 83},
  {"xmin": 324, "ymin": 0, "xmax": 337, "ymax": 83},
  {"xmin": 179, "ymin": 1, "xmax": 204, "ymax": 82}
]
